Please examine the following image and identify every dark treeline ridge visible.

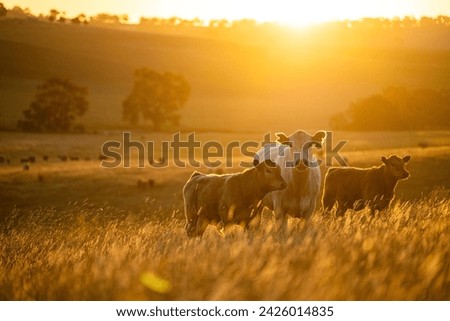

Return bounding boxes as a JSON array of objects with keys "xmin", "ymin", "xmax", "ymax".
[
  {"xmin": 330, "ymin": 87, "xmax": 450, "ymax": 131},
  {"xmin": 1, "ymin": 3, "xmax": 450, "ymax": 34},
  {"xmin": 2, "ymin": 3, "xmax": 450, "ymax": 48}
]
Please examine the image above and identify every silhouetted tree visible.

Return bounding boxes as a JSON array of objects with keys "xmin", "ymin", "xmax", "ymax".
[
  {"xmin": 48, "ymin": 9, "xmax": 59, "ymax": 22},
  {"xmin": 91, "ymin": 13, "xmax": 125, "ymax": 24},
  {"xmin": 330, "ymin": 87, "xmax": 450, "ymax": 131},
  {"xmin": 0, "ymin": 3, "xmax": 7, "ymax": 16},
  {"xmin": 123, "ymin": 68, "xmax": 190, "ymax": 130},
  {"xmin": 209, "ymin": 19, "xmax": 230, "ymax": 28},
  {"xmin": 18, "ymin": 77, "xmax": 88, "ymax": 132},
  {"xmin": 140, "ymin": 17, "xmax": 161, "ymax": 26},
  {"xmin": 71, "ymin": 17, "xmax": 80, "ymax": 24}
]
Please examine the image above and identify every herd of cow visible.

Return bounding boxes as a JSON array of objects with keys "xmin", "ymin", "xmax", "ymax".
[{"xmin": 183, "ymin": 129, "xmax": 411, "ymax": 237}]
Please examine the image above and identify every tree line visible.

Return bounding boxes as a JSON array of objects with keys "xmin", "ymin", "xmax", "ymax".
[
  {"xmin": 330, "ymin": 87, "xmax": 450, "ymax": 131},
  {"xmin": 1, "ymin": 2, "xmax": 450, "ymax": 30}
]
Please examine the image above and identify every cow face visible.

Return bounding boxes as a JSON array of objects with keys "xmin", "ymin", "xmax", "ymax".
[
  {"xmin": 278, "ymin": 130, "xmax": 325, "ymax": 171},
  {"xmin": 296, "ymin": 131, "xmax": 325, "ymax": 171},
  {"xmin": 381, "ymin": 155, "xmax": 411, "ymax": 179},
  {"xmin": 256, "ymin": 159, "xmax": 287, "ymax": 191},
  {"xmin": 293, "ymin": 158, "xmax": 309, "ymax": 171}
]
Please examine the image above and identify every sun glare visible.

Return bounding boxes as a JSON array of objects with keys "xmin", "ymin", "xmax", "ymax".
[
  {"xmin": 270, "ymin": 2, "xmax": 336, "ymax": 27},
  {"xmin": 180, "ymin": 0, "xmax": 398, "ymax": 28},
  {"xmin": 136, "ymin": 0, "xmax": 379, "ymax": 27},
  {"xmin": 3, "ymin": 0, "xmax": 445, "ymax": 27},
  {"xmin": 256, "ymin": 1, "xmax": 388, "ymax": 27}
]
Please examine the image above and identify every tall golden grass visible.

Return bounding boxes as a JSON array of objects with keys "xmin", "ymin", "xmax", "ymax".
[{"xmin": 1, "ymin": 189, "xmax": 448, "ymax": 300}]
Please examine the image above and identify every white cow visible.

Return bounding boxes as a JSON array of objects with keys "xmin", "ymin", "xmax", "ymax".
[{"xmin": 253, "ymin": 130, "xmax": 326, "ymax": 230}]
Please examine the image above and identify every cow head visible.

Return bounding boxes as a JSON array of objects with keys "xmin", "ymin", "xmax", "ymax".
[
  {"xmin": 276, "ymin": 130, "xmax": 326, "ymax": 149},
  {"xmin": 277, "ymin": 130, "xmax": 326, "ymax": 171},
  {"xmin": 381, "ymin": 155, "xmax": 411, "ymax": 180},
  {"xmin": 256, "ymin": 159, "xmax": 287, "ymax": 191}
]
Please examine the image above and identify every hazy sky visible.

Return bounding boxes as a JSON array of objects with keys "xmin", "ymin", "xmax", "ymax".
[{"xmin": 3, "ymin": 0, "xmax": 450, "ymax": 25}]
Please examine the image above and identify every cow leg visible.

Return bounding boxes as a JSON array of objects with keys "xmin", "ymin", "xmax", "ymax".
[
  {"xmin": 195, "ymin": 215, "xmax": 209, "ymax": 237},
  {"xmin": 303, "ymin": 199, "xmax": 317, "ymax": 220},
  {"xmin": 248, "ymin": 212, "xmax": 262, "ymax": 230},
  {"xmin": 216, "ymin": 221, "xmax": 225, "ymax": 236},
  {"xmin": 276, "ymin": 214, "xmax": 287, "ymax": 232},
  {"xmin": 322, "ymin": 192, "xmax": 335, "ymax": 215},
  {"xmin": 185, "ymin": 217, "xmax": 198, "ymax": 238},
  {"xmin": 247, "ymin": 201, "xmax": 265, "ymax": 230},
  {"xmin": 184, "ymin": 204, "xmax": 200, "ymax": 238},
  {"xmin": 377, "ymin": 199, "xmax": 391, "ymax": 212},
  {"xmin": 219, "ymin": 201, "xmax": 235, "ymax": 228},
  {"xmin": 218, "ymin": 203, "xmax": 237, "ymax": 236},
  {"xmin": 336, "ymin": 203, "xmax": 347, "ymax": 217},
  {"xmin": 273, "ymin": 207, "xmax": 288, "ymax": 232}
]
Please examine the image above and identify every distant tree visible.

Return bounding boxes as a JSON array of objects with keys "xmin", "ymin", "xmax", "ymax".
[
  {"xmin": 71, "ymin": 14, "xmax": 88, "ymax": 25},
  {"xmin": 91, "ymin": 13, "xmax": 125, "ymax": 24},
  {"xmin": 9, "ymin": 6, "xmax": 24, "ymax": 15},
  {"xmin": 330, "ymin": 87, "xmax": 450, "ymax": 131},
  {"xmin": 437, "ymin": 15, "xmax": 450, "ymax": 26},
  {"xmin": 167, "ymin": 16, "xmax": 181, "ymax": 26},
  {"xmin": 140, "ymin": 17, "xmax": 160, "ymax": 26},
  {"xmin": 120, "ymin": 14, "xmax": 128, "ymax": 24},
  {"xmin": 0, "ymin": 3, "xmax": 7, "ymax": 17},
  {"xmin": 48, "ymin": 9, "xmax": 59, "ymax": 22},
  {"xmin": 18, "ymin": 77, "xmax": 89, "ymax": 132},
  {"xmin": 71, "ymin": 17, "xmax": 80, "ymax": 24},
  {"xmin": 209, "ymin": 19, "xmax": 230, "ymax": 28},
  {"xmin": 232, "ymin": 19, "xmax": 258, "ymax": 30},
  {"xmin": 122, "ymin": 68, "xmax": 190, "ymax": 130}
]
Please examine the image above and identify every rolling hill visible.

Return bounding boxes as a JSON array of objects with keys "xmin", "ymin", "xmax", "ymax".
[{"xmin": 0, "ymin": 17, "xmax": 449, "ymax": 132}]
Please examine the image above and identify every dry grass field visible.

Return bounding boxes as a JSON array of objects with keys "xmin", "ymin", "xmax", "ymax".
[{"xmin": 0, "ymin": 131, "xmax": 449, "ymax": 300}]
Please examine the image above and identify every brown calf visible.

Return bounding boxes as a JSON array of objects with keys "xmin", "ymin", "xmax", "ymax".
[
  {"xmin": 322, "ymin": 155, "xmax": 411, "ymax": 216},
  {"xmin": 183, "ymin": 160, "xmax": 286, "ymax": 237}
]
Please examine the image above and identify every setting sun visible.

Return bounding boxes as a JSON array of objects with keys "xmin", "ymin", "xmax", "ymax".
[{"xmin": 2, "ymin": 0, "xmax": 450, "ymax": 25}]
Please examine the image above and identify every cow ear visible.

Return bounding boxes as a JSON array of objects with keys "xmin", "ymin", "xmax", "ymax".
[
  {"xmin": 381, "ymin": 156, "xmax": 388, "ymax": 165},
  {"xmin": 256, "ymin": 160, "xmax": 271, "ymax": 171},
  {"xmin": 263, "ymin": 159, "xmax": 276, "ymax": 168},
  {"xmin": 312, "ymin": 131, "xmax": 326, "ymax": 145},
  {"xmin": 275, "ymin": 132, "xmax": 290, "ymax": 145},
  {"xmin": 403, "ymin": 155, "xmax": 411, "ymax": 163}
]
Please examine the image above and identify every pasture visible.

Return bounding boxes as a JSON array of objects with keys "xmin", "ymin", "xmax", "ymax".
[{"xmin": 0, "ymin": 130, "xmax": 449, "ymax": 300}]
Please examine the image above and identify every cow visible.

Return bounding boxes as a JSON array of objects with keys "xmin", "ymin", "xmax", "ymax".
[
  {"xmin": 322, "ymin": 155, "xmax": 411, "ymax": 216},
  {"xmin": 183, "ymin": 159, "xmax": 287, "ymax": 238},
  {"xmin": 253, "ymin": 130, "xmax": 326, "ymax": 230}
]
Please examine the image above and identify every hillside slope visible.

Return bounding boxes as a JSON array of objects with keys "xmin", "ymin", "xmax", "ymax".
[{"xmin": 0, "ymin": 18, "xmax": 449, "ymax": 132}]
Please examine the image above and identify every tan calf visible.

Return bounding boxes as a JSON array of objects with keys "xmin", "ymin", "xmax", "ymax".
[
  {"xmin": 322, "ymin": 155, "xmax": 411, "ymax": 216},
  {"xmin": 183, "ymin": 160, "xmax": 286, "ymax": 237}
]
